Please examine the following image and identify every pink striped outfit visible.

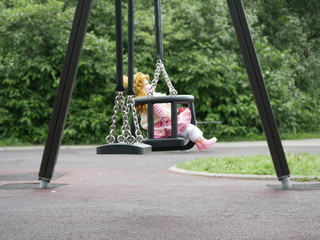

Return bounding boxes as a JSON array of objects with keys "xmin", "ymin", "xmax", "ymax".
[
  {"xmin": 153, "ymin": 104, "xmax": 192, "ymax": 138},
  {"xmin": 140, "ymin": 103, "xmax": 193, "ymax": 138}
]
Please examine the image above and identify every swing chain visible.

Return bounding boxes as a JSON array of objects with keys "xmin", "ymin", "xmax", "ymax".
[
  {"xmin": 161, "ymin": 61, "xmax": 178, "ymax": 96},
  {"xmin": 147, "ymin": 60, "xmax": 162, "ymax": 97},
  {"xmin": 106, "ymin": 91, "xmax": 125, "ymax": 144},
  {"xmin": 106, "ymin": 92, "xmax": 144, "ymax": 145},
  {"xmin": 118, "ymin": 97, "xmax": 135, "ymax": 144},
  {"xmin": 148, "ymin": 59, "xmax": 178, "ymax": 97},
  {"xmin": 127, "ymin": 95, "xmax": 144, "ymax": 143}
]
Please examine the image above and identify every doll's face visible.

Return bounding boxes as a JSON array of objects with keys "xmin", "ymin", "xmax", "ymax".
[{"xmin": 143, "ymin": 79, "xmax": 151, "ymax": 92}]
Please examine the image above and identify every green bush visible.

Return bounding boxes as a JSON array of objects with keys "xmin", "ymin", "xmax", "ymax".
[
  {"xmin": 0, "ymin": 0, "xmax": 124, "ymax": 145},
  {"xmin": 0, "ymin": 1, "xmax": 73, "ymax": 143},
  {"xmin": 0, "ymin": 0, "xmax": 319, "ymax": 145}
]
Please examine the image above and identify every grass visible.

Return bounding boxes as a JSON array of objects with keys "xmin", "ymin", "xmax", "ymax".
[
  {"xmin": 219, "ymin": 132, "xmax": 320, "ymax": 142},
  {"xmin": 280, "ymin": 132, "xmax": 320, "ymax": 140},
  {"xmin": 176, "ymin": 153, "xmax": 320, "ymax": 181}
]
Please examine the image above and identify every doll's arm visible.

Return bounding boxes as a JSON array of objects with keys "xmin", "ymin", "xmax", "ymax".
[{"xmin": 154, "ymin": 104, "xmax": 170, "ymax": 122}]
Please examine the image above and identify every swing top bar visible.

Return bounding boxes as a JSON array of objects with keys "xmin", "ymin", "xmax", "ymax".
[{"xmin": 134, "ymin": 95, "xmax": 194, "ymax": 104}]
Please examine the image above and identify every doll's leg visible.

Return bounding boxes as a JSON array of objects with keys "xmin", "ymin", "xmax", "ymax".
[
  {"xmin": 179, "ymin": 124, "xmax": 217, "ymax": 151},
  {"xmin": 178, "ymin": 124, "xmax": 203, "ymax": 142}
]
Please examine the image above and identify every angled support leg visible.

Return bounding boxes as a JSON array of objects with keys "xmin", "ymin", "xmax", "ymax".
[
  {"xmin": 38, "ymin": 0, "xmax": 93, "ymax": 188},
  {"xmin": 227, "ymin": 0, "xmax": 291, "ymax": 188}
]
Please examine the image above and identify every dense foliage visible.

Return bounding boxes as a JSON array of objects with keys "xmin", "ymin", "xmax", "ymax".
[{"xmin": 1, "ymin": 0, "xmax": 319, "ymax": 145}]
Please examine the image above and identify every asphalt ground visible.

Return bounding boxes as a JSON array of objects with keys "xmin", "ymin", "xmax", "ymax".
[{"xmin": 0, "ymin": 139, "xmax": 320, "ymax": 240}]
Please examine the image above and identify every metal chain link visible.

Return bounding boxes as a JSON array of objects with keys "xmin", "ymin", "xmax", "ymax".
[
  {"xmin": 127, "ymin": 95, "xmax": 144, "ymax": 143},
  {"xmin": 147, "ymin": 60, "xmax": 162, "ymax": 97},
  {"xmin": 106, "ymin": 92, "xmax": 146, "ymax": 145},
  {"xmin": 147, "ymin": 59, "xmax": 178, "ymax": 97},
  {"xmin": 118, "ymin": 97, "xmax": 135, "ymax": 144},
  {"xmin": 161, "ymin": 62, "xmax": 178, "ymax": 96},
  {"xmin": 106, "ymin": 91, "xmax": 125, "ymax": 144}
]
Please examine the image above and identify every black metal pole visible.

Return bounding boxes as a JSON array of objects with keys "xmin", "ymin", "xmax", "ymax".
[
  {"xmin": 127, "ymin": 0, "xmax": 135, "ymax": 95},
  {"xmin": 226, "ymin": 0, "xmax": 290, "ymax": 180},
  {"xmin": 171, "ymin": 101, "xmax": 178, "ymax": 138},
  {"xmin": 38, "ymin": 0, "xmax": 93, "ymax": 183},
  {"xmin": 148, "ymin": 103, "xmax": 155, "ymax": 139},
  {"xmin": 115, "ymin": 0, "xmax": 125, "ymax": 92},
  {"xmin": 154, "ymin": 0, "xmax": 164, "ymax": 60}
]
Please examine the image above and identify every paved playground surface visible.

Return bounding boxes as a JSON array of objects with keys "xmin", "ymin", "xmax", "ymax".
[{"xmin": 1, "ymin": 139, "xmax": 320, "ymax": 239}]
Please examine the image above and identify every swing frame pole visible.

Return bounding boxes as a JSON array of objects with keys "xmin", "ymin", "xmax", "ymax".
[
  {"xmin": 227, "ymin": 0, "xmax": 291, "ymax": 188},
  {"xmin": 38, "ymin": 0, "xmax": 93, "ymax": 188},
  {"xmin": 37, "ymin": 0, "xmax": 291, "ymax": 189}
]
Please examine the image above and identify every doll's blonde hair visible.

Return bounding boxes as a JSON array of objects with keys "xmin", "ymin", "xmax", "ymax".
[{"xmin": 123, "ymin": 72, "xmax": 150, "ymax": 113}]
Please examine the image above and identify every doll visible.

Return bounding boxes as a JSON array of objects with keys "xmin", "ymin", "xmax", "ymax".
[{"xmin": 124, "ymin": 72, "xmax": 217, "ymax": 151}]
